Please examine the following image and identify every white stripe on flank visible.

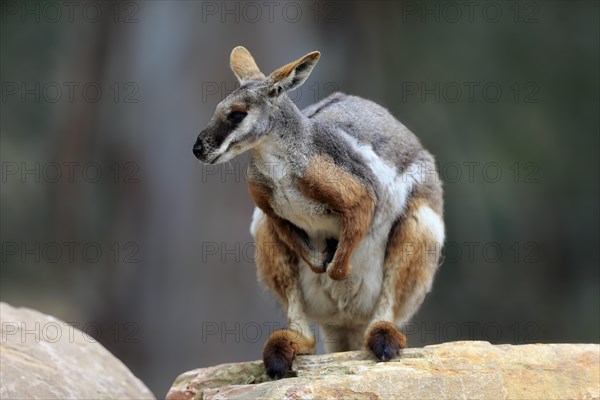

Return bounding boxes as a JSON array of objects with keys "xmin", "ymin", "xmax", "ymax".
[{"xmin": 416, "ymin": 205, "xmax": 445, "ymax": 246}]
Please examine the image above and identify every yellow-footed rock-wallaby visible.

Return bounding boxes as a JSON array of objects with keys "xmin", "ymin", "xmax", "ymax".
[{"xmin": 193, "ymin": 47, "xmax": 444, "ymax": 379}]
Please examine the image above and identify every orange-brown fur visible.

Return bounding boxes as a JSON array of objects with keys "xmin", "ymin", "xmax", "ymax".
[
  {"xmin": 262, "ymin": 328, "xmax": 316, "ymax": 379},
  {"xmin": 384, "ymin": 197, "xmax": 442, "ymax": 321},
  {"xmin": 253, "ymin": 201, "xmax": 316, "ymax": 379},
  {"xmin": 254, "ymin": 215, "xmax": 298, "ymax": 308},
  {"xmin": 248, "ymin": 180, "xmax": 321, "ymax": 273},
  {"xmin": 267, "ymin": 328, "xmax": 315, "ymax": 355},
  {"xmin": 230, "ymin": 47, "xmax": 265, "ymax": 81},
  {"xmin": 230, "ymin": 103, "xmax": 249, "ymax": 113},
  {"xmin": 365, "ymin": 321, "xmax": 407, "ymax": 361},
  {"xmin": 298, "ymin": 155, "xmax": 376, "ymax": 280},
  {"xmin": 270, "ymin": 52, "xmax": 321, "ymax": 83}
]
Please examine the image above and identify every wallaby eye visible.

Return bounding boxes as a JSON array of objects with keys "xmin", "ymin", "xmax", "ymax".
[{"xmin": 228, "ymin": 111, "xmax": 247, "ymax": 124}]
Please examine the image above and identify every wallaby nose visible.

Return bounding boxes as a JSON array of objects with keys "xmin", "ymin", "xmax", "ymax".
[{"xmin": 193, "ymin": 136, "xmax": 204, "ymax": 159}]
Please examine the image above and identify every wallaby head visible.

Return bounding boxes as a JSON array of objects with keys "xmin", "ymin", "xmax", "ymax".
[{"xmin": 193, "ymin": 46, "xmax": 320, "ymax": 164}]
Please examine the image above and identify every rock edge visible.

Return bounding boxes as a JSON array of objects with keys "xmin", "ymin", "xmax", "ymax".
[{"xmin": 167, "ymin": 341, "xmax": 599, "ymax": 400}]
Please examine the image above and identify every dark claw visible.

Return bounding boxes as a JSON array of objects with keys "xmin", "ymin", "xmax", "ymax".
[
  {"xmin": 264, "ymin": 353, "xmax": 293, "ymax": 379},
  {"xmin": 263, "ymin": 334, "xmax": 296, "ymax": 379},
  {"xmin": 367, "ymin": 322, "xmax": 406, "ymax": 362},
  {"xmin": 370, "ymin": 339, "xmax": 401, "ymax": 361}
]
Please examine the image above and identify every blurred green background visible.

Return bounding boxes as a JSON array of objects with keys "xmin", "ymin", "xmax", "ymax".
[{"xmin": 1, "ymin": 0, "xmax": 598, "ymax": 397}]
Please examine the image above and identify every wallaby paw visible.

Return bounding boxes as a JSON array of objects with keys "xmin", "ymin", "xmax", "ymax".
[
  {"xmin": 307, "ymin": 260, "xmax": 327, "ymax": 274},
  {"xmin": 326, "ymin": 261, "xmax": 350, "ymax": 280},
  {"xmin": 366, "ymin": 321, "xmax": 407, "ymax": 361},
  {"xmin": 263, "ymin": 330, "xmax": 297, "ymax": 379}
]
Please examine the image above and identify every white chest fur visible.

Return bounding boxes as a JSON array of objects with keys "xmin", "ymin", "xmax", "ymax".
[{"xmin": 253, "ymin": 143, "xmax": 341, "ymax": 244}]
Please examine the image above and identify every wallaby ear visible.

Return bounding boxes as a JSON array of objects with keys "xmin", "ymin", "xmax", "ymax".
[
  {"xmin": 230, "ymin": 46, "xmax": 265, "ymax": 83},
  {"xmin": 268, "ymin": 51, "xmax": 320, "ymax": 96}
]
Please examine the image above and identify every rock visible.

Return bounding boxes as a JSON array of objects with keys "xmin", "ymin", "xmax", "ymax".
[
  {"xmin": 167, "ymin": 341, "xmax": 599, "ymax": 400},
  {"xmin": 0, "ymin": 302, "xmax": 154, "ymax": 399}
]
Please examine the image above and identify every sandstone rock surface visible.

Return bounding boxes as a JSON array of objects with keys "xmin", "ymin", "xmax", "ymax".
[
  {"xmin": 167, "ymin": 340, "xmax": 599, "ymax": 400},
  {"xmin": 0, "ymin": 302, "xmax": 155, "ymax": 399}
]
